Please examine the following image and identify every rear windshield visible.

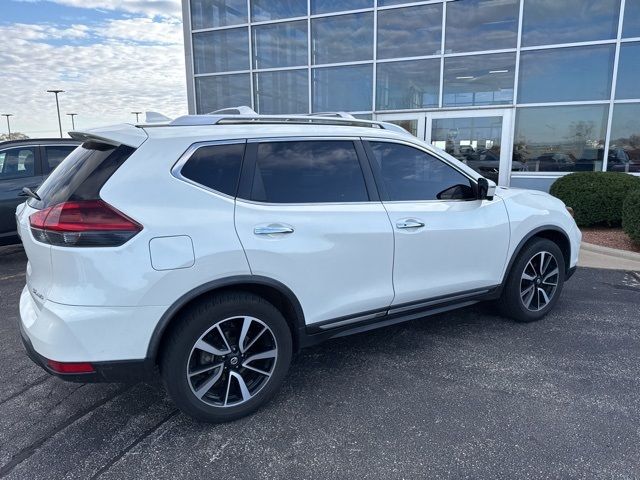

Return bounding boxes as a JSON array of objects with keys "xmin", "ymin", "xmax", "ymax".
[{"xmin": 28, "ymin": 141, "xmax": 135, "ymax": 209}]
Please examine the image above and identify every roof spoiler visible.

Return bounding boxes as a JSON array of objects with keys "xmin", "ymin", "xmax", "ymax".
[{"xmin": 69, "ymin": 123, "xmax": 148, "ymax": 148}]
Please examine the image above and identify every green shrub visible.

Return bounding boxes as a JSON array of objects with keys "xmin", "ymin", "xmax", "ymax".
[
  {"xmin": 622, "ymin": 190, "xmax": 640, "ymax": 245},
  {"xmin": 549, "ymin": 172, "xmax": 640, "ymax": 227}
]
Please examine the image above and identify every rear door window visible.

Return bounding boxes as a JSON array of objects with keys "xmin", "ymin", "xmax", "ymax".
[
  {"xmin": 0, "ymin": 147, "xmax": 37, "ymax": 180},
  {"xmin": 44, "ymin": 145, "xmax": 78, "ymax": 173},
  {"xmin": 249, "ymin": 140, "xmax": 369, "ymax": 203},
  {"xmin": 179, "ymin": 142, "xmax": 245, "ymax": 196}
]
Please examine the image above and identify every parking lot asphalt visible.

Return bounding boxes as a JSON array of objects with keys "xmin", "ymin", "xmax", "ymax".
[{"xmin": 1, "ymin": 245, "xmax": 640, "ymax": 479}]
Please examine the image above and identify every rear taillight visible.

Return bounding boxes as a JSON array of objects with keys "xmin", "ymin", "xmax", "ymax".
[
  {"xmin": 29, "ymin": 200, "xmax": 142, "ymax": 247},
  {"xmin": 47, "ymin": 359, "xmax": 95, "ymax": 374}
]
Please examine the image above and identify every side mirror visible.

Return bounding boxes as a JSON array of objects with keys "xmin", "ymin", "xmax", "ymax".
[{"xmin": 477, "ymin": 177, "xmax": 496, "ymax": 200}]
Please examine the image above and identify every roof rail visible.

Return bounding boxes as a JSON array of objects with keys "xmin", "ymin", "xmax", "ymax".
[
  {"xmin": 208, "ymin": 106, "xmax": 257, "ymax": 116},
  {"xmin": 303, "ymin": 112, "xmax": 356, "ymax": 119}
]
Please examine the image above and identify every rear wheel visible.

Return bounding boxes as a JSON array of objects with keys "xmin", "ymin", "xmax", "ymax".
[
  {"xmin": 161, "ymin": 292, "xmax": 292, "ymax": 422},
  {"xmin": 499, "ymin": 238, "xmax": 565, "ymax": 323}
]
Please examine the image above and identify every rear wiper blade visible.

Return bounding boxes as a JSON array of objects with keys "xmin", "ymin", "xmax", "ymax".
[{"xmin": 21, "ymin": 187, "xmax": 41, "ymax": 201}]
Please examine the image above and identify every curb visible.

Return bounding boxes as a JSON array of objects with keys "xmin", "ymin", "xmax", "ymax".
[{"xmin": 581, "ymin": 242, "xmax": 640, "ymax": 262}]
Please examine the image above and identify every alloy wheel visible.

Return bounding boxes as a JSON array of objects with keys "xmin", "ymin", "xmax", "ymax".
[
  {"xmin": 520, "ymin": 251, "xmax": 559, "ymax": 312},
  {"xmin": 186, "ymin": 316, "xmax": 278, "ymax": 407}
]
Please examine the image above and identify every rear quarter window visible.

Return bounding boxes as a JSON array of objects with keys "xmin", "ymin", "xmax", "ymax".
[{"xmin": 178, "ymin": 142, "xmax": 246, "ymax": 197}]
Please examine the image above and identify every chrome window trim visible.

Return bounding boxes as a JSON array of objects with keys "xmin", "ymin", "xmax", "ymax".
[{"xmin": 170, "ymin": 139, "xmax": 247, "ymax": 200}]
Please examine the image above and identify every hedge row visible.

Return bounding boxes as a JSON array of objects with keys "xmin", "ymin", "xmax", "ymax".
[
  {"xmin": 549, "ymin": 172, "xmax": 640, "ymax": 228},
  {"xmin": 623, "ymin": 190, "xmax": 640, "ymax": 245}
]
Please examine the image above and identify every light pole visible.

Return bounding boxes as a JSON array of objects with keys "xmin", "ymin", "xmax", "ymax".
[
  {"xmin": 47, "ymin": 89, "xmax": 65, "ymax": 138},
  {"xmin": 131, "ymin": 111, "xmax": 142, "ymax": 123},
  {"xmin": 1, "ymin": 114, "xmax": 13, "ymax": 140},
  {"xmin": 66, "ymin": 113, "xmax": 78, "ymax": 130}
]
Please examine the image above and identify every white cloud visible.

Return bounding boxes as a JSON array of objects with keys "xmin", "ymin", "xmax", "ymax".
[
  {"xmin": 0, "ymin": 17, "xmax": 187, "ymax": 138},
  {"xmin": 17, "ymin": 0, "xmax": 182, "ymax": 18}
]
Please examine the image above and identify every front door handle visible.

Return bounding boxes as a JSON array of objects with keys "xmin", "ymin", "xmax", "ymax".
[
  {"xmin": 254, "ymin": 225, "xmax": 294, "ymax": 235},
  {"xmin": 396, "ymin": 219, "xmax": 425, "ymax": 229}
]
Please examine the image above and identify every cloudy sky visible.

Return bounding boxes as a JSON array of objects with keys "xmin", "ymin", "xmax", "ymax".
[{"xmin": 1, "ymin": 0, "xmax": 187, "ymax": 138}]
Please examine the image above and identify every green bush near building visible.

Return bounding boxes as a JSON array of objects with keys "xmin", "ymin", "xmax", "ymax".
[
  {"xmin": 549, "ymin": 172, "xmax": 640, "ymax": 227},
  {"xmin": 622, "ymin": 190, "xmax": 640, "ymax": 245}
]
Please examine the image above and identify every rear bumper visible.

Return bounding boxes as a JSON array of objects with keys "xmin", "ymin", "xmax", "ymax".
[{"xmin": 18, "ymin": 286, "xmax": 164, "ymax": 382}]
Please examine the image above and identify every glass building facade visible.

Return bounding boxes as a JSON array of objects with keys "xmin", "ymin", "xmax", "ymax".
[{"xmin": 182, "ymin": 0, "xmax": 640, "ymax": 190}]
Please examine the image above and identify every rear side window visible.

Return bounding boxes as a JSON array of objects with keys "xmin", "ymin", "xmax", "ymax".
[
  {"xmin": 368, "ymin": 141, "xmax": 475, "ymax": 201},
  {"xmin": 29, "ymin": 141, "xmax": 135, "ymax": 209},
  {"xmin": 179, "ymin": 143, "xmax": 245, "ymax": 196},
  {"xmin": 44, "ymin": 145, "xmax": 78, "ymax": 172},
  {"xmin": 0, "ymin": 147, "xmax": 36, "ymax": 180},
  {"xmin": 250, "ymin": 140, "xmax": 369, "ymax": 203}
]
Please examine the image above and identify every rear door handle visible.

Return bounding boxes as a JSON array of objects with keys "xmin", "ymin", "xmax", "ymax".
[
  {"xmin": 254, "ymin": 225, "xmax": 294, "ymax": 235},
  {"xmin": 396, "ymin": 219, "xmax": 425, "ymax": 229}
]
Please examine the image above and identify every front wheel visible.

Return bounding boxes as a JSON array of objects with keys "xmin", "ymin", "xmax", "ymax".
[
  {"xmin": 160, "ymin": 292, "xmax": 292, "ymax": 422},
  {"xmin": 499, "ymin": 238, "xmax": 565, "ymax": 323}
]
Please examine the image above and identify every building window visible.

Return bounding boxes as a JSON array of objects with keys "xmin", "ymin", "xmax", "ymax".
[
  {"xmin": 195, "ymin": 74, "xmax": 251, "ymax": 113},
  {"xmin": 521, "ymin": 0, "xmax": 621, "ymax": 47},
  {"xmin": 445, "ymin": 0, "xmax": 519, "ymax": 53},
  {"xmin": 190, "ymin": 0, "xmax": 247, "ymax": 29},
  {"xmin": 377, "ymin": 4, "xmax": 442, "ymax": 59},
  {"xmin": 312, "ymin": 13, "xmax": 373, "ymax": 65},
  {"xmin": 193, "ymin": 28, "xmax": 249, "ymax": 74},
  {"xmin": 518, "ymin": 45, "xmax": 614, "ymax": 103},
  {"xmin": 376, "ymin": 59, "xmax": 439, "ymax": 110},
  {"xmin": 250, "ymin": 141, "xmax": 369, "ymax": 203},
  {"xmin": 313, "ymin": 65, "xmax": 373, "ymax": 112},
  {"xmin": 615, "ymin": 42, "xmax": 640, "ymax": 100},
  {"xmin": 623, "ymin": 0, "xmax": 640, "ymax": 37},
  {"xmin": 514, "ymin": 105, "xmax": 609, "ymax": 173},
  {"xmin": 608, "ymin": 103, "xmax": 640, "ymax": 172},
  {"xmin": 311, "ymin": 0, "xmax": 372, "ymax": 14},
  {"xmin": 251, "ymin": 0, "xmax": 306, "ymax": 22},
  {"xmin": 378, "ymin": 0, "xmax": 413, "ymax": 6},
  {"xmin": 443, "ymin": 53, "xmax": 516, "ymax": 107},
  {"xmin": 254, "ymin": 70, "xmax": 308, "ymax": 114},
  {"xmin": 252, "ymin": 21, "xmax": 307, "ymax": 69}
]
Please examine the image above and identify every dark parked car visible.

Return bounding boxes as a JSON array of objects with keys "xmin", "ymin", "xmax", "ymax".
[{"xmin": 0, "ymin": 138, "xmax": 80, "ymax": 245}]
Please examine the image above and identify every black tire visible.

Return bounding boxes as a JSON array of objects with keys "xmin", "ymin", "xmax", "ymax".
[
  {"xmin": 160, "ymin": 291, "xmax": 292, "ymax": 423},
  {"xmin": 499, "ymin": 238, "xmax": 565, "ymax": 323}
]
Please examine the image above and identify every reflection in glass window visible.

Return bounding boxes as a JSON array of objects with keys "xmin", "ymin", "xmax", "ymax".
[
  {"xmin": 518, "ymin": 46, "xmax": 614, "ymax": 103},
  {"xmin": 252, "ymin": 21, "xmax": 307, "ymax": 69},
  {"xmin": 513, "ymin": 105, "xmax": 609, "ymax": 173},
  {"xmin": 377, "ymin": 4, "xmax": 442, "ymax": 59},
  {"xmin": 608, "ymin": 104, "xmax": 640, "ymax": 172},
  {"xmin": 313, "ymin": 65, "xmax": 372, "ymax": 112},
  {"xmin": 376, "ymin": 59, "xmax": 439, "ymax": 110},
  {"xmin": 0, "ymin": 148, "xmax": 36, "ymax": 179},
  {"xmin": 251, "ymin": 141, "xmax": 369, "ymax": 203},
  {"xmin": 378, "ymin": 0, "xmax": 412, "ymax": 5},
  {"xmin": 616, "ymin": 43, "xmax": 640, "ymax": 100},
  {"xmin": 445, "ymin": 0, "xmax": 519, "ymax": 53},
  {"xmin": 521, "ymin": 0, "xmax": 620, "ymax": 46},
  {"xmin": 443, "ymin": 53, "xmax": 515, "ymax": 107},
  {"xmin": 384, "ymin": 119, "xmax": 418, "ymax": 137},
  {"xmin": 195, "ymin": 74, "xmax": 251, "ymax": 113},
  {"xmin": 254, "ymin": 70, "xmax": 308, "ymax": 114},
  {"xmin": 623, "ymin": 0, "xmax": 640, "ymax": 37},
  {"xmin": 312, "ymin": 13, "xmax": 373, "ymax": 64},
  {"xmin": 251, "ymin": 0, "xmax": 306, "ymax": 21},
  {"xmin": 311, "ymin": 0, "xmax": 372, "ymax": 14},
  {"xmin": 181, "ymin": 143, "xmax": 245, "ymax": 196},
  {"xmin": 431, "ymin": 117, "xmax": 504, "ymax": 184},
  {"xmin": 190, "ymin": 0, "xmax": 247, "ymax": 29},
  {"xmin": 368, "ymin": 141, "xmax": 475, "ymax": 201},
  {"xmin": 193, "ymin": 28, "xmax": 249, "ymax": 74}
]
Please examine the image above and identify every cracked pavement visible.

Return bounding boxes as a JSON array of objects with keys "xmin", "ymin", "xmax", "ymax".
[{"xmin": 1, "ymin": 245, "xmax": 640, "ymax": 479}]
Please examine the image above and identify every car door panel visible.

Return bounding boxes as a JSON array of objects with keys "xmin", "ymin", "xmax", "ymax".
[
  {"xmin": 363, "ymin": 138, "xmax": 511, "ymax": 306},
  {"xmin": 0, "ymin": 146, "xmax": 41, "ymax": 237},
  {"xmin": 384, "ymin": 199, "xmax": 510, "ymax": 305},
  {"xmin": 234, "ymin": 138, "xmax": 395, "ymax": 326}
]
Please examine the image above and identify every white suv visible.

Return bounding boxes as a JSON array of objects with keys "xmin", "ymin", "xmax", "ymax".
[{"xmin": 16, "ymin": 112, "xmax": 581, "ymax": 422}]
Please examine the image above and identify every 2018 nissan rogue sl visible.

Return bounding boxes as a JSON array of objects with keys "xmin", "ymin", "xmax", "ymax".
[{"xmin": 16, "ymin": 112, "xmax": 581, "ymax": 422}]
